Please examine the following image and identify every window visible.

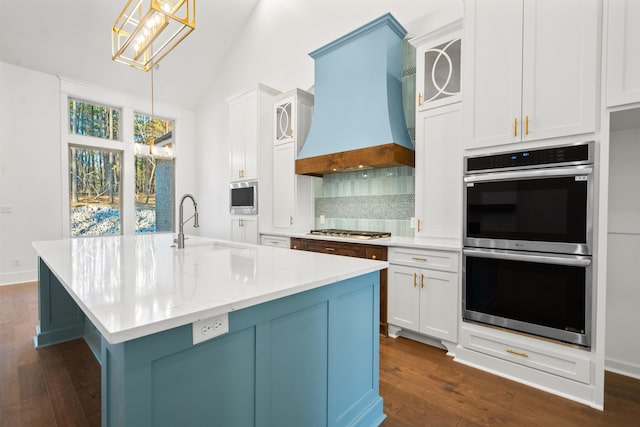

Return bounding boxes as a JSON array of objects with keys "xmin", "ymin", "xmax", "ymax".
[
  {"xmin": 69, "ymin": 146, "xmax": 122, "ymax": 237},
  {"xmin": 133, "ymin": 113, "xmax": 175, "ymax": 233},
  {"xmin": 69, "ymin": 98, "xmax": 120, "ymax": 140},
  {"xmin": 63, "ymin": 83, "xmax": 180, "ymax": 237}
]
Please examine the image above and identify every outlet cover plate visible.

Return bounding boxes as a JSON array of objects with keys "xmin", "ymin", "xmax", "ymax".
[{"xmin": 192, "ymin": 313, "xmax": 229, "ymax": 345}]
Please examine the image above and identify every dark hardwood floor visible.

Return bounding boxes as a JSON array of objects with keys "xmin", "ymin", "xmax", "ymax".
[{"xmin": 1, "ymin": 282, "xmax": 639, "ymax": 426}]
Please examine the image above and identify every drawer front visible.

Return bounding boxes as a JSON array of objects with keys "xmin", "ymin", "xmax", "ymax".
[
  {"xmin": 388, "ymin": 247, "xmax": 459, "ymax": 272},
  {"xmin": 460, "ymin": 326, "xmax": 591, "ymax": 384},
  {"xmin": 260, "ymin": 235, "xmax": 290, "ymax": 248},
  {"xmin": 302, "ymin": 239, "xmax": 366, "ymax": 258}
]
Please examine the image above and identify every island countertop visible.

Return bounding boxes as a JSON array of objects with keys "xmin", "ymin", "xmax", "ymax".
[{"xmin": 33, "ymin": 234, "xmax": 388, "ymax": 345}]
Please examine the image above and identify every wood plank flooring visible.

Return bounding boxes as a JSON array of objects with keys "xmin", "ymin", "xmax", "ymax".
[{"xmin": 1, "ymin": 282, "xmax": 639, "ymax": 426}]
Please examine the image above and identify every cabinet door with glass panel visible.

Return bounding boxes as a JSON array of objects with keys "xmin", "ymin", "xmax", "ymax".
[{"xmin": 413, "ymin": 20, "xmax": 462, "ymax": 112}]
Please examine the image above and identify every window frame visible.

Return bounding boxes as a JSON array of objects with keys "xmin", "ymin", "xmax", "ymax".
[{"xmin": 60, "ymin": 79, "xmax": 180, "ymax": 237}]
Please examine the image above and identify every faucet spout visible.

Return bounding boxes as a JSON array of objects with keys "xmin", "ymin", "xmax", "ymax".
[{"xmin": 177, "ymin": 194, "xmax": 199, "ymax": 249}]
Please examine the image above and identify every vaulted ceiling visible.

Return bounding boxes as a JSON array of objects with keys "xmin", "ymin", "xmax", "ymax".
[{"xmin": 0, "ymin": 0, "xmax": 260, "ymax": 110}]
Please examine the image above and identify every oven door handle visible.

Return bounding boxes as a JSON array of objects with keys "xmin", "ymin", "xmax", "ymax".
[
  {"xmin": 464, "ymin": 166, "xmax": 593, "ymax": 183},
  {"xmin": 463, "ymin": 248, "xmax": 592, "ymax": 267}
]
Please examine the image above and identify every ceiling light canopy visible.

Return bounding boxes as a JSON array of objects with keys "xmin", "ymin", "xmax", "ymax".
[{"xmin": 112, "ymin": 0, "xmax": 196, "ymax": 71}]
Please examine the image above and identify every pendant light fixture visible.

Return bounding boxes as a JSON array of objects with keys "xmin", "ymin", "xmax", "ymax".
[{"xmin": 112, "ymin": 0, "xmax": 196, "ymax": 72}]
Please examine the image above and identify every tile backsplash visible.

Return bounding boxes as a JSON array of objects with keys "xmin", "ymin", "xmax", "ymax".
[{"xmin": 314, "ymin": 166, "xmax": 415, "ymax": 237}]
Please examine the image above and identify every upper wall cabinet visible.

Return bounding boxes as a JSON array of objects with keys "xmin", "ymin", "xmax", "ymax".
[
  {"xmin": 463, "ymin": 0, "xmax": 599, "ymax": 149},
  {"xmin": 606, "ymin": 0, "xmax": 640, "ymax": 107},
  {"xmin": 414, "ymin": 21, "xmax": 462, "ymax": 112},
  {"xmin": 227, "ymin": 84, "xmax": 280, "ymax": 181}
]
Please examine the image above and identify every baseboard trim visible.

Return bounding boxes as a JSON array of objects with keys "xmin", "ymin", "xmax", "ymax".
[{"xmin": 0, "ymin": 270, "xmax": 37, "ymax": 286}]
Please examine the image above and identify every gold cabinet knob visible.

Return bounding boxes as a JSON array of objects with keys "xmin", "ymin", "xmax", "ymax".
[{"xmin": 372, "ymin": 255, "xmax": 377, "ymax": 259}]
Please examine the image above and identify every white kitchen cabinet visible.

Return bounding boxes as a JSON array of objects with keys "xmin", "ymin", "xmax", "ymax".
[
  {"xmin": 387, "ymin": 247, "xmax": 459, "ymax": 343},
  {"xmin": 414, "ymin": 103, "xmax": 462, "ymax": 239},
  {"xmin": 272, "ymin": 89, "xmax": 315, "ymax": 231},
  {"xmin": 606, "ymin": 0, "xmax": 640, "ymax": 107},
  {"xmin": 260, "ymin": 234, "xmax": 290, "ymax": 248},
  {"xmin": 412, "ymin": 20, "xmax": 462, "ymax": 112},
  {"xmin": 227, "ymin": 84, "xmax": 280, "ymax": 181},
  {"xmin": 230, "ymin": 216, "xmax": 258, "ymax": 244},
  {"xmin": 463, "ymin": 0, "xmax": 598, "ymax": 149}
]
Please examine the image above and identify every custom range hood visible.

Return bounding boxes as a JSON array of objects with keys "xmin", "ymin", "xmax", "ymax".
[{"xmin": 295, "ymin": 13, "xmax": 415, "ymax": 177}]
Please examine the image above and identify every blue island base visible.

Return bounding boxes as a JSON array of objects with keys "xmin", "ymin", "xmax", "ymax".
[{"xmin": 36, "ymin": 258, "xmax": 385, "ymax": 427}]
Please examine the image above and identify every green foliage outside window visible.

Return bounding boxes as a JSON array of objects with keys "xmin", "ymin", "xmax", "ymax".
[{"xmin": 69, "ymin": 99, "xmax": 120, "ymax": 140}]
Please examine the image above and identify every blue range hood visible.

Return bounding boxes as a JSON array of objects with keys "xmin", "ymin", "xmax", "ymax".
[{"xmin": 295, "ymin": 13, "xmax": 415, "ymax": 176}]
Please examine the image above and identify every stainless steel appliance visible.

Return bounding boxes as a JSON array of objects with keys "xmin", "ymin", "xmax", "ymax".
[
  {"xmin": 308, "ymin": 229, "xmax": 391, "ymax": 240},
  {"xmin": 464, "ymin": 141, "xmax": 594, "ymax": 254},
  {"xmin": 462, "ymin": 142, "xmax": 594, "ymax": 348},
  {"xmin": 230, "ymin": 180, "xmax": 258, "ymax": 215}
]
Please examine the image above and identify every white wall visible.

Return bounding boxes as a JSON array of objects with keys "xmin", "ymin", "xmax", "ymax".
[
  {"xmin": 0, "ymin": 62, "xmax": 196, "ymax": 285},
  {"xmin": 194, "ymin": 0, "xmax": 462, "ymax": 239},
  {"xmin": 606, "ymin": 126, "xmax": 640, "ymax": 379},
  {"xmin": 0, "ymin": 62, "xmax": 62, "ymax": 285}
]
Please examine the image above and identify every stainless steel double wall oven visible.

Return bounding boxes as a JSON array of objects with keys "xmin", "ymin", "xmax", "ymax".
[{"xmin": 462, "ymin": 142, "xmax": 594, "ymax": 348}]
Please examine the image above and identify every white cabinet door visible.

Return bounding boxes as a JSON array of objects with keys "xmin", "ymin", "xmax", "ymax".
[
  {"xmin": 419, "ymin": 269, "xmax": 458, "ymax": 342},
  {"xmin": 229, "ymin": 90, "xmax": 259, "ymax": 180},
  {"xmin": 413, "ymin": 22, "xmax": 462, "ymax": 112},
  {"xmin": 230, "ymin": 217, "xmax": 258, "ymax": 244},
  {"xmin": 415, "ymin": 103, "xmax": 462, "ymax": 239},
  {"xmin": 521, "ymin": 0, "xmax": 598, "ymax": 141},
  {"xmin": 274, "ymin": 96, "xmax": 295, "ymax": 145},
  {"xmin": 387, "ymin": 264, "xmax": 420, "ymax": 330},
  {"xmin": 606, "ymin": 0, "xmax": 640, "ymax": 107},
  {"xmin": 273, "ymin": 143, "xmax": 295, "ymax": 228},
  {"xmin": 464, "ymin": 0, "xmax": 523, "ymax": 149},
  {"xmin": 464, "ymin": 0, "xmax": 598, "ymax": 149}
]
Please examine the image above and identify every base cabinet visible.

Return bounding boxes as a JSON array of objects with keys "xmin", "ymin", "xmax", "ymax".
[
  {"xmin": 230, "ymin": 217, "xmax": 258, "ymax": 244},
  {"xmin": 260, "ymin": 234, "xmax": 290, "ymax": 248},
  {"xmin": 387, "ymin": 247, "xmax": 459, "ymax": 343},
  {"xmin": 291, "ymin": 237, "xmax": 388, "ymax": 335}
]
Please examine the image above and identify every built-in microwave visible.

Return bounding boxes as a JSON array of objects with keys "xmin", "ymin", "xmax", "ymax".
[{"xmin": 230, "ymin": 180, "xmax": 258, "ymax": 215}]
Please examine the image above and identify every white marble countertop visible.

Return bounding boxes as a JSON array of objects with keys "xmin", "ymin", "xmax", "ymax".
[
  {"xmin": 33, "ymin": 234, "xmax": 387, "ymax": 345},
  {"xmin": 259, "ymin": 229, "xmax": 462, "ymax": 251}
]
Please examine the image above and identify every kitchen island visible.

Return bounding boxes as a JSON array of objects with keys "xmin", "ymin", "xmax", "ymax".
[{"xmin": 33, "ymin": 234, "xmax": 388, "ymax": 427}]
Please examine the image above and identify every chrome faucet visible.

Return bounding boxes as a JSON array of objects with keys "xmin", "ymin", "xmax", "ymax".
[{"xmin": 177, "ymin": 194, "xmax": 199, "ymax": 249}]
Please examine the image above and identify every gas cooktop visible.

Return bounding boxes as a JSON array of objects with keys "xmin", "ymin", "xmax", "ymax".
[{"xmin": 308, "ymin": 229, "xmax": 391, "ymax": 240}]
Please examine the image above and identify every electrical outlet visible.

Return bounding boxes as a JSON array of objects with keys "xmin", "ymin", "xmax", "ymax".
[
  {"xmin": 12, "ymin": 258, "xmax": 21, "ymax": 267},
  {"xmin": 320, "ymin": 215, "xmax": 325, "ymax": 225},
  {"xmin": 192, "ymin": 313, "xmax": 229, "ymax": 345}
]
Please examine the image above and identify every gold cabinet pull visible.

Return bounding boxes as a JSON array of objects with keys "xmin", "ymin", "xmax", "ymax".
[
  {"xmin": 371, "ymin": 255, "xmax": 377, "ymax": 259},
  {"xmin": 418, "ymin": 92, "xmax": 423, "ymax": 107},
  {"xmin": 290, "ymin": 128, "xmax": 294, "ymax": 137},
  {"xmin": 325, "ymin": 247, "xmax": 336, "ymax": 251},
  {"xmin": 412, "ymin": 257, "xmax": 427, "ymax": 262},
  {"xmin": 525, "ymin": 115, "xmax": 529, "ymax": 135},
  {"xmin": 290, "ymin": 216, "xmax": 293, "ymax": 226},
  {"xmin": 293, "ymin": 245, "xmax": 298, "ymax": 249},
  {"xmin": 421, "ymin": 273, "xmax": 425, "ymax": 289},
  {"xmin": 270, "ymin": 241, "xmax": 279, "ymax": 245},
  {"xmin": 417, "ymin": 219, "xmax": 421, "ymax": 233},
  {"xmin": 506, "ymin": 349, "xmax": 529, "ymax": 358},
  {"xmin": 413, "ymin": 272, "xmax": 417, "ymax": 288},
  {"xmin": 514, "ymin": 118, "xmax": 518, "ymax": 137}
]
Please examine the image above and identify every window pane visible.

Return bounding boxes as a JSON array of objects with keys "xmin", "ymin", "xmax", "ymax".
[
  {"xmin": 69, "ymin": 146, "xmax": 122, "ymax": 236},
  {"xmin": 69, "ymin": 98, "xmax": 120, "ymax": 140},
  {"xmin": 134, "ymin": 113, "xmax": 175, "ymax": 234}
]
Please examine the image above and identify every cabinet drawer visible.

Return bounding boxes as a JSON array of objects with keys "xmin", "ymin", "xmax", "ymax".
[
  {"xmin": 460, "ymin": 326, "xmax": 591, "ymax": 384},
  {"xmin": 260, "ymin": 235, "xmax": 290, "ymax": 248},
  {"xmin": 388, "ymin": 247, "xmax": 459, "ymax": 272}
]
